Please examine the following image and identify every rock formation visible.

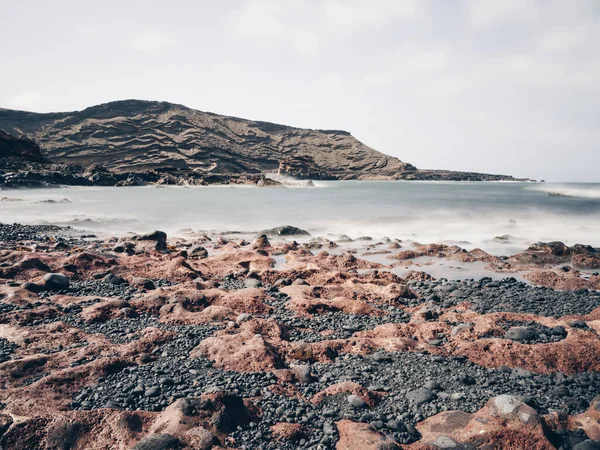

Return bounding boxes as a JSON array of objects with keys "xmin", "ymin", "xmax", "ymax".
[
  {"xmin": 0, "ymin": 100, "xmax": 411, "ymax": 179},
  {"xmin": 0, "ymin": 100, "xmax": 531, "ymax": 183}
]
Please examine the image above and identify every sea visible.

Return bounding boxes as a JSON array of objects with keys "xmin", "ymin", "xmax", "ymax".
[{"xmin": 1, "ymin": 181, "xmax": 600, "ymax": 256}]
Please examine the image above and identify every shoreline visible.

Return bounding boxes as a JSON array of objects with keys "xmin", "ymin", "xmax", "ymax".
[{"xmin": 0, "ymin": 223, "xmax": 599, "ymax": 448}]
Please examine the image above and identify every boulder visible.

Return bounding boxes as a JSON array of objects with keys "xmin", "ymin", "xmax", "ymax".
[
  {"xmin": 260, "ymin": 225, "xmax": 310, "ymax": 236},
  {"xmin": 136, "ymin": 230, "xmax": 167, "ymax": 251},
  {"xmin": 504, "ymin": 326, "xmax": 538, "ymax": 342},
  {"xmin": 251, "ymin": 234, "xmax": 270, "ymax": 250},
  {"xmin": 189, "ymin": 245, "xmax": 208, "ymax": 259},
  {"xmin": 42, "ymin": 273, "xmax": 69, "ymax": 291}
]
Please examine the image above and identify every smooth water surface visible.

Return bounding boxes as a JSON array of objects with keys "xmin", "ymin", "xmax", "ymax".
[{"xmin": 2, "ymin": 181, "xmax": 600, "ymax": 254}]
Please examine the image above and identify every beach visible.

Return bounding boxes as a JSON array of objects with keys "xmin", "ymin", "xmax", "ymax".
[{"xmin": 0, "ymin": 218, "xmax": 599, "ymax": 449}]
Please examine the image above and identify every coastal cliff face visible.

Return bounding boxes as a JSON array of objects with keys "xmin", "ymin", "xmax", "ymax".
[
  {"xmin": 0, "ymin": 130, "xmax": 47, "ymax": 164},
  {"xmin": 0, "ymin": 100, "xmax": 411, "ymax": 178}
]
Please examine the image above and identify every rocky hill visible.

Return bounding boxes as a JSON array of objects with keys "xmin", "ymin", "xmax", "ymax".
[
  {"xmin": 0, "ymin": 100, "xmax": 413, "ymax": 178},
  {"xmin": 0, "ymin": 100, "xmax": 532, "ymax": 183}
]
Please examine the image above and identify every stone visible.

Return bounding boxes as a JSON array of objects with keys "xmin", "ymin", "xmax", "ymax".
[
  {"xmin": 23, "ymin": 282, "xmax": 43, "ymax": 293},
  {"xmin": 185, "ymin": 427, "xmax": 216, "ymax": 450},
  {"xmin": 569, "ymin": 319, "xmax": 587, "ymax": 328},
  {"xmin": 145, "ymin": 387, "xmax": 160, "ymax": 397},
  {"xmin": 424, "ymin": 380, "xmax": 442, "ymax": 391},
  {"xmin": 244, "ymin": 278, "xmax": 263, "ymax": 289},
  {"xmin": 137, "ymin": 230, "xmax": 167, "ymax": 251},
  {"xmin": 336, "ymin": 420, "xmax": 401, "ymax": 450},
  {"xmin": 189, "ymin": 245, "xmax": 208, "ymax": 258},
  {"xmin": 271, "ymin": 423, "xmax": 308, "ymax": 442},
  {"xmin": 291, "ymin": 364, "xmax": 314, "ymax": 383},
  {"xmin": 160, "ymin": 377, "xmax": 174, "ymax": 386},
  {"xmin": 103, "ymin": 273, "xmax": 127, "ymax": 285},
  {"xmin": 347, "ymin": 394, "xmax": 367, "ymax": 408},
  {"xmin": 131, "ymin": 277, "xmax": 156, "ymax": 290},
  {"xmin": 407, "ymin": 388, "xmax": 435, "ymax": 405},
  {"xmin": 132, "ymin": 434, "xmax": 180, "ymax": 450},
  {"xmin": 493, "ymin": 395, "xmax": 522, "ymax": 415},
  {"xmin": 574, "ymin": 441, "xmax": 600, "ymax": 450},
  {"xmin": 236, "ymin": 313, "xmax": 252, "ymax": 324},
  {"xmin": 138, "ymin": 230, "xmax": 167, "ymax": 242},
  {"xmin": 251, "ymin": 234, "xmax": 270, "ymax": 250},
  {"xmin": 504, "ymin": 326, "xmax": 538, "ymax": 342},
  {"xmin": 43, "ymin": 273, "xmax": 69, "ymax": 291},
  {"xmin": 512, "ymin": 368, "xmax": 534, "ymax": 378},
  {"xmin": 274, "ymin": 278, "xmax": 292, "ymax": 287},
  {"xmin": 260, "ymin": 225, "xmax": 310, "ymax": 236},
  {"xmin": 451, "ymin": 323, "xmax": 473, "ymax": 337}
]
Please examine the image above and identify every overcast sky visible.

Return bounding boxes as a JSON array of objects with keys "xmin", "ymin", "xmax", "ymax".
[{"xmin": 2, "ymin": 1, "xmax": 599, "ymax": 182}]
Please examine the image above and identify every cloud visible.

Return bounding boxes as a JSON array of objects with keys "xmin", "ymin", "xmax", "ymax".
[
  {"xmin": 3, "ymin": 91, "xmax": 45, "ymax": 111},
  {"xmin": 129, "ymin": 32, "xmax": 176, "ymax": 55},
  {"xmin": 466, "ymin": 0, "xmax": 540, "ymax": 27},
  {"xmin": 227, "ymin": 0, "xmax": 423, "ymax": 55},
  {"xmin": 323, "ymin": 0, "xmax": 423, "ymax": 30},
  {"xmin": 536, "ymin": 25, "xmax": 597, "ymax": 53},
  {"xmin": 227, "ymin": 0, "xmax": 321, "ymax": 55}
]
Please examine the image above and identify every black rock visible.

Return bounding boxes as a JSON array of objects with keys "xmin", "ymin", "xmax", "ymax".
[
  {"xmin": 43, "ymin": 273, "xmax": 70, "ymax": 291},
  {"xmin": 132, "ymin": 433, "xmax": 180, "ymax": 450},
  {"xmin": 260, "ymin": 225, "xmax": 310, "ymax": 237},
  {"xmin": 406, "ymin": 389, "xmax": 435, "ymax": 405},
  {"xmin": 574, "ymin": 441, "xmax": 600, "ymax": 450},
  {"xmin": 504, "ymin": 326, "xmax": 538, "ymax": 342},
  {"xmin": 103, "ymin": 273, "xmax": 127, "ymax": 285}
]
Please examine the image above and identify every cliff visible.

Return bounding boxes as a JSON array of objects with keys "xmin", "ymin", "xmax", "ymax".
[{"xmin": 0, "ymin": 100, "xmax": 413, "ymax": 179}]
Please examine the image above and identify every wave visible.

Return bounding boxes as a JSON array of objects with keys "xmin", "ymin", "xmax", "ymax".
[
  {"xmin": 527, "ymin": 184, "xmax": 600, "ymax": 200},
  {"xmin": 263, "ymin": 172, "xmax": 329, "ymax": 188}
]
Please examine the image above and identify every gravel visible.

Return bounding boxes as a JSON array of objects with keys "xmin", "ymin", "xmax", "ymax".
[
  {"xmin": 0, "ymin": 223, "xmax": 97, "ymax": 246},
  {"xmin": 262, "ymin": 287, "xmax": 410, "ymax": 343},
  {"xmin": 0, "ymin": 338, "xmax": 18, "ymax": 363},
  {"xmin": 410, "ymin": 277, "xmax": 600, "ymax": 317},
  {"xmin": 70, "ymin": 344, "xmax": 600, "ymax": 449}
]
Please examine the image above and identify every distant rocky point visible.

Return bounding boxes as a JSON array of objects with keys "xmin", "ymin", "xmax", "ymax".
[{"xmin": 0, "ymin": 100, "xmax": 533, "ymax": 187}]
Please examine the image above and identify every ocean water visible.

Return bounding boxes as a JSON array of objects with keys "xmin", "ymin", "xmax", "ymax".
[{"xmin": 1, "ymin": 181, "xmax": 600, "ymax": 255}]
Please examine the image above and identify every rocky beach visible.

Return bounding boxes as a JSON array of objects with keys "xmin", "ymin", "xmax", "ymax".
[
  {"xmin": 0, "ymin": 222, "xmax": 599, "ymax": 449},
  {"xmin": 3, "ymin": 1, "xmax": 599, "ymax": 448}
]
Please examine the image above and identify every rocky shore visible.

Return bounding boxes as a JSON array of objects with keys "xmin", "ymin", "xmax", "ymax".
[{"xmin": 1, "ymin": 223, "xmax": 599, "ymax": 449}]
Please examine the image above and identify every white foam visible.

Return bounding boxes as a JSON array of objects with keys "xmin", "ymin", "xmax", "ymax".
[
  {"xmin": 2, "ymin": 183, "xmax": 600, "ymax": 252},
  {"xmin": 527, "ymin": 184, "xmax": 600, "ymax": 199}
]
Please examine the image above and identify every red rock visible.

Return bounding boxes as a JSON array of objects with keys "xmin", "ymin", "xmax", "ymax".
[
  {"xmin": 80, "ymin": 299, "xmax": 131, "ymax": 323},
  {"xmin": 524, "ymin": 270, "xmax": 600, "ymax": 291},
  {"xmin": 413, "ymin": 395, "xmax": 555, "ymax": 449},
  {"xmin": 271, "ymin": 423, "xmax": 308, "ymax": 442},
  {"xmin": 572, "ymin": 254, "xmax": 600, "ymax": 269},
  {"xmin": 311, "ymin": 382, "xmax": 380, "ymax": 407},
  {"xmin": 402, "ymin": 270, "xmax": 435, "ymax": 282},
  {"xmin": 191, "ymin": 322, "xmax": 285, "ymax": 372},
  {"xmin": 336, "ymin": 420, "xmax": 401, "ymax": 449}
]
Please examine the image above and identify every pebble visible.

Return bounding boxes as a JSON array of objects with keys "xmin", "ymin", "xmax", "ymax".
[{"xmin": 347, "ymin": 395, "xmax": 367, "ymax": 408}]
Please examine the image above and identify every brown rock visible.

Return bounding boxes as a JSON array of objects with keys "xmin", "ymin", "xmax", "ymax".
[
  {"xmin": 191, "ymin": 324, "xmax": 285, "ymax": 372},
  {"xmin": 271, "ymin": 423, "xmax": 308, "ymax": 442},
  {"xmin": 336, "ymin": 420, "xmax": 401, "ymax": 450},
  {"xmin": 415, "ymin": 395, "xmax": 554, "ymax": 449}
]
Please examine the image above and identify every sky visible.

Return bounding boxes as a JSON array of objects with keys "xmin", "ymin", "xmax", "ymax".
[{"xmin": 1, "ymin": 0, "xmax": 599, "ymax": 182}]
